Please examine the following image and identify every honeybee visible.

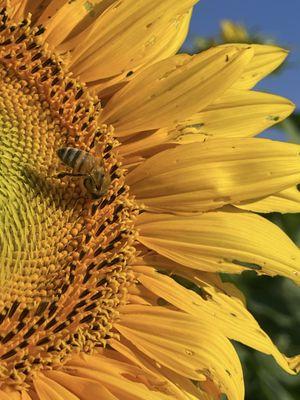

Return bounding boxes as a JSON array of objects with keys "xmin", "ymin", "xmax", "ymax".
[{"xmin": 56, "ymin": 147, "xmax": 111, "ymax": 198}]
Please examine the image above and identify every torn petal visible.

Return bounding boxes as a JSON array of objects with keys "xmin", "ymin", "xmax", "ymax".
[{"xmin": 137, "ymin": 211, "xmax": 300, "ymax": 282}]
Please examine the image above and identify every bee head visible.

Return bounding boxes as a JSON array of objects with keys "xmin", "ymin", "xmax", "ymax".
[
  {"xmin": 84, "ymin": 168, "xmax": 111, "ymax": 199},
  {"xmin": 84, "ymin": 176, "xmax": 98, "ymax": 198}
]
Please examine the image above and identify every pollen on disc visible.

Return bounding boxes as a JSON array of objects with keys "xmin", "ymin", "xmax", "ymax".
[{"xmin": 0, "ymin": 10, "xmax": 137, "ymax": 387}]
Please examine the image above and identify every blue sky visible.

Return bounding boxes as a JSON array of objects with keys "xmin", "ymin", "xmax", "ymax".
[{"xmin": 185, "ymin": 0, "xmax": 300, "ymax": 110}]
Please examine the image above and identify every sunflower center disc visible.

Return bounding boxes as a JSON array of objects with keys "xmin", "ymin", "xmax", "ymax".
[
  {"xmin": 0, "ymin": 12, "xmax": 137, "ymax": 388},
  {"xmin": 0, "ymin": 64, "xmax": 73, "ymax": 304}
]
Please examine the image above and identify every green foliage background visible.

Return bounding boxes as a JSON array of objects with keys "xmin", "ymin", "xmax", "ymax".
[{"xmin": 230, "ymin": 269, "xmax": 300, "ymax": 400}]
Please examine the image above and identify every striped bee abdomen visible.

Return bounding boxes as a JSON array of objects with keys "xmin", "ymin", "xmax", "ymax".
[{"xmin": 57, "ymin": 147, "xmax": 94, "ymax": 174}]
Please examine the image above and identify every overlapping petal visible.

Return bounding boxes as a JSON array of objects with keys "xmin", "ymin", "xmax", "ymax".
[
  {"xmin": 116, "ymin": 305, "xmax": 244, "ymax": 400},
  {"xmin": 0, "ymin": 392, "xmax": 11, "ymax": 400},
  {"xmin": 222, "ymin": 44, "xmax": 289, "ymax": 89},
  {"xmin": 14, "ymin": 1, "xmax": 66, "ymax": 24},
  {"xmin": 178, "ymin": 89, "xmax": 294, "ymax": 139},
  {"xmin": 127, "ymin": 138, "xmax": 300, "ymax": 212},
  {"xmin": 110, "ymin": 338, "xmax": 198, "ymax": 400},
  {"xmin": 37, "ymin": 0, "xmax": 108, "ymax": 48},
  {"xmin": 102, "ymin": 46, "xmax": 254, "ymax": 135},
  {"xmin": 236, "ymin": 186, "xmax": 300, "ymax": 213},
  {"xmin": 0, "ymin": 389, "xmax": 33, "ymax": 400},
  {"xmin": 110, "ymin": 336, "xmax": 220, "ymax": 400},
  {"xmin": 43, "ymin": 371, "xmax": 119, "ymax": 400},
  {"xmin": 132, "ymin": 265, "xmax": 299, "ymax": 374},
  {"xmin": 120, "ymin": 91, "xmax": 294, "ymax": 158},
  {"xmin": 34, "ymin": 374, "xmax": 80, "ymax": 400},
  {"xmin": 10, "ymin": 0, "xmax": 28, "ymax": 20},
  {"xmin": 142, "ymin": 9, "xmax": 193, "ymax": 68},
  {"xmin": 47, "ymin": 352, "xmax": 183, "ymax": 400},
  {"xmin": 137, "ymin": 211, "xmax": 300, "ymax": 282},
  {"xmin": 62, "ymin": 0, "xmax": 198, "ymax": 82},
  {"xmin": 87, "ymin": 9, "xmax": 193, "ymax": 98}
]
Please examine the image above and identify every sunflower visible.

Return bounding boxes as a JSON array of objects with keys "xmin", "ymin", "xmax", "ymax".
[
  {"xmin": 220, "ymin": 20, "xmax": 250, "ymax": 44},
  {"xmin": 0, "ymin": 1, "xmax": 299, "ymax": 399}
]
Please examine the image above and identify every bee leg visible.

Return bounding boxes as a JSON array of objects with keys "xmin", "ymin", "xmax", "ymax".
[{"xmin": 54, "ymin": 172, "xmax": 86, "ymax": 179}]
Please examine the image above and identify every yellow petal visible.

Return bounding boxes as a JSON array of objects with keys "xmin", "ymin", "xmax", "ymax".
[
  {"xmin": 0, "ymin": 388, "xmax": 32, "ymax": 400},
  {"xmin": 21, "ymin": 393, "xmax": 33, "ymax": 400},
  {"xmin": 120, "ymin": 91, "xmax": 294, "ymax": 157},
  {"xmin": 221, "ymin": 44, "xmax": 288, "ymax": 89},
  {"xmin": 138, "ymin": 252, "xmax": 247, "ymax": 304},
  {"xmin": 127, "ymin": 138, "xmax": 300, "ymax": 213},
  {"xmin": 116, "ymin": 305, "xmax": 244, "ymax": 400},
  {"xmin": 10, "ymin": 0, "xmax": 28, "ymax": 20},
  {"xmin": 236, "ymin": 186, "xmax": 300, "ymax": 213},
  {"xmin": 137, "ymin": 211, "xmax": 300, "ymax": 282},
  {"xmin": 102, "ymin": 46, "xmax": 254, "ymax": 136},
  {"xmin": 145, "ymin": 9, "xmax": 193, "ymax": 67},
  {"xmin": 68, "ymin": 0, "xmax": 198, "ymax": 81},
  {"xmin": 37, "ymin": 0, "xmax": 106, "ymax": 48},
  {"xmin": 119, "ymin": 128, "xmax": 174, "ymax": 158},
  {"xmin": 110, "ymin": 339, "xmax": 218, "ymax": 400},
  {"xmin": 62, "ymin": 0, "xmax": 122, "ymax": 48},
  {"xmin": 33, "ymin": 374, "xmax": 80, "ymax": 400},
  {"xmin": 0, "ymin": 392, "xmax": 12, "ymax": 400},
  {"xmin": 87, "ymin": 9, "xmax": 193, "ymax": 98},
  {"xmin": 133, "ymin": 265, "xmax": 299, "ymax": 374},
  {"xmin": 64, "ymin": 352, "xmax": 182, "ymax": 400},
  {"xmin": 110, "ymin": 338, "xmax": 194, "ymax": 400},
  {"xmin": 178, "ymin": 89, "xmax": 294, "ymax": 138},
  {"xmin": 45, "ymin": 371, "xmax": 118, "ymax": 400},
  {"xmin": 27, "ymin": 0, "xmax": 68, "ymax": 25}
]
